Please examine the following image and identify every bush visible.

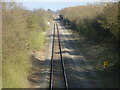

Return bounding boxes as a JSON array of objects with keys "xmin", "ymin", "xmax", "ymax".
[
  {"xmin": 97, "ymin": 3, "xmax": 119, "ymax": 41},
  {"xmin": 2, "ymin": 2, "xmax": 52, "ymax": 88},
  {"xmin": 60, "ymin": 2, "xmax": 119, "ymax": 76},
  {"xmin": 60, "ymin": 3, "xmax": 119, "ymax": 42}
]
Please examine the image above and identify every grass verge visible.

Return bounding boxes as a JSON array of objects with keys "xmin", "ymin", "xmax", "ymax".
[
  {"xmin": 76, "ymin": 35, "xmax": 119, "ymax": 88},
  {"xmin": 66, "ymin": 28, "xmax": 119, "ymax": 88},
  {"xmin": 2, "ymin": 2, "xmax": 52, "ymax": 88}
]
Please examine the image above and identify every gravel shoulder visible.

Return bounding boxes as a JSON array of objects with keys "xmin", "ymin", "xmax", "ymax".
[
  {"xmin": 28, "ymin": 22, "xmax": 54, "ymax": 88},
  {"xmin": 58, "ymin": 22, "xmax": 103, "ymax": 88},
  {"xmin": 28, "ymin": 21, "xmax": 104, "ymax": 88}
]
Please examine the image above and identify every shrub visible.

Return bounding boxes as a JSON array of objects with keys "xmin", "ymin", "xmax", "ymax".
[
  {"xmin": 60, "ymin": 3, "xmax": 119, "ymax": 42},
  {"xmin": 2, "ymin": 2, "xmax": 52, "ymax": 88}
]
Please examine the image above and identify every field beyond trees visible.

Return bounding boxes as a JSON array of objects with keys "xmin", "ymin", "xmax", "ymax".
[
  {"xmin": 60, "ymin": 2, "xmax": 119, "ymax": 87},
  {"xmin": 2, "ymin": 2, "xmax": 52, "ymax": 88}
]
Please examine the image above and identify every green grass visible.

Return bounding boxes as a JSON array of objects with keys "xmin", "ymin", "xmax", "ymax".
[
  {"xmin": 3, "ymin": 50, "xmax": 31, "ymax": 88},
  {"xmin": 66, "ymin": 28, "xmax": 119, "ymax": 88},
  {"xmin": 77, "ymin": 36, "xmax": 119, "ymax": 88},
  {"xmin": 97, "ymin": 70, "xmax": 119, "ymax": 88},
  {"xmin": 0, "ymin": 31, "xmax": 1, "ymax": 88},
  {"xmin": 2, "ymin": 30, "xmax": 47, "ymax": 88},
  {"xmin": 2, "ymin": 29, "xmax": 47, "ymax": 87},
  {"xmin": 2, "ymin": 2, "xmax": 52, "ymax": 88},
  {"xmin": 27, "ymin": 30, "xmax": 46, "ymax": 50},
  {"xmin": 0, "ymin": 52, "xmax": 2, "ymax": 89},
  {"xmin": 60, "ymin": 3, "xmax": 119, "ymax": 88}
]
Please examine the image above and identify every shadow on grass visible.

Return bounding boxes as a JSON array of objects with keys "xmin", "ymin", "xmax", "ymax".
[
  {"xmin": 28, "ymin": 46, "xmax": 102, "ymax": 88},
  {"xmin": 28, "ymin": 55, "xmax": 50, "ymax": 87},
  {"xmin": 58, "ymin": 21, "xmax": 119, "ymax": 88}
]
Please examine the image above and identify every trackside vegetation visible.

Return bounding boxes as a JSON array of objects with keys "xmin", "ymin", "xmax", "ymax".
[
  {"xmin": 60, "ymin": 2, "xmax": 119, "ymax": 87},
  {"xmin": 2, "ymin": 2, "xmax": 52, "ymax": 88},
  {"xmin": 60, "ymin": 3, "xmax": 119, "ymax": 41}
]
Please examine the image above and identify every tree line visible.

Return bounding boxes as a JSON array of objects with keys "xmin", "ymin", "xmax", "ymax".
[
  {"xmin": 60, "ymin": 2, "xmax": 119, "ymax": 42},
  {"xmin": 60, "ymin": 2, "xmax": 119, "ymax": 77}
]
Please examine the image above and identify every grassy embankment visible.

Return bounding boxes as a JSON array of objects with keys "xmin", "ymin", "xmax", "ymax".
[
  {"xmin": 60, "ymin": 2, "xmax": 119, "ymax": 88},
  {"xmin": 2, "ymin": 2, "xmax": 52, "ymax": 88}
]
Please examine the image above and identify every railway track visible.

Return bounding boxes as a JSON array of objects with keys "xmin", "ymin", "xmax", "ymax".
[{"xmin": 49, "ymin": 21, "xmax": 68, "ymax": 89}]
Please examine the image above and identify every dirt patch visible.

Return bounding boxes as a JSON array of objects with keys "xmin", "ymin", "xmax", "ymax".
[
  {"xmin": 27, "ymin": 27, "xmax": 52, "ymax": 88},
  {"xmin": 66, "ymin": 29, "xmax": 119, "ymax": 88},
  {"xmin": 58, "ymin": 23, "xmax": 103, "ymax": 88},
  {"xmin": 28, "ymin": 46, "xmax": 47, "ymax": 88}
]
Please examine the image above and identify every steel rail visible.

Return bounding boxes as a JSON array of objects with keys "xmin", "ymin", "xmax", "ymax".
[
  {"xmin": 49, "ymin": 21, "xmax": 69, "ymax": 90},
  {"xmin": 49, "ymin": 22, "xmax": 55, "ymax": 90},
  {"xmin": 56, "ymin": 22, "xmax": 69, "ymax": 90}
]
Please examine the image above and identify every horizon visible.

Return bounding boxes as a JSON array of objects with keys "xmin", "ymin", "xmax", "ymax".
[
  {"xmin": 21, "ymin": 2, "xmax": 90, "ymax": 11},
  {"xmin": 20, "ymin": 0, "xmax": 117, "ymax": 11}
]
